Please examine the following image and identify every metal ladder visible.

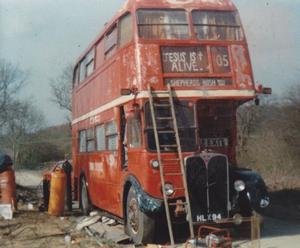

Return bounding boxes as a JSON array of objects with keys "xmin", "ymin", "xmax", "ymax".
[{"xmin": 147, "ymin": 84, "xmax": 194, "ymax": 245}]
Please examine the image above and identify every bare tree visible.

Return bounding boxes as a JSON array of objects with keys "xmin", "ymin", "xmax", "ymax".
[
  {"xmin": 237, "ymin": 102, "xmax": 259, "ymax": 155},
  {"xmin": 0, "ymin": 59, "xmax": 27, "ymax": 125},
  {"xmin": 50, "ymin": 65, "xmax": 73, "ymax": 113},
  {"xmin": 2, "ymin": 101, "xmax": 45, "ymax": 168}
]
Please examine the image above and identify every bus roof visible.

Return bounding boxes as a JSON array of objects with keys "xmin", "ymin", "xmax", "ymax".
[
  {"xmin": 75, "ymin": 0, "xmax": 237, "ymax": 64},
  {"xmin": 123, "ymin": 0, "xmax": 236, "ymax": 10}
]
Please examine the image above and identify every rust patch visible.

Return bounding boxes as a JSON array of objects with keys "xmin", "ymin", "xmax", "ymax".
[{"xmin": 231, "ymin": 45, "xmax": 253, "ymax": 89}]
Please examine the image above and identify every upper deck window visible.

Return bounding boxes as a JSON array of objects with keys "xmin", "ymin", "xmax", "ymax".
[
  {"xmin": 78, "ymin": 48, "xmax": 95, "ymax": 83},
  {"xmin": 137, "ymin": 9, "xmax": 189, "ymax": 40},
  {"xmin": 73, "ymin": 65, "xmax": 79, "ymax": 87},
  {"xmin": 119, "ymin": 13, "xmax": 133, "ymax": 48},
  {"xmin": 104, "ymin": 25, "xmax": 118, "ymax": 58},
  {"xmin": 192, "ymin": 11, "xmax": 243, "ymax": 41}
]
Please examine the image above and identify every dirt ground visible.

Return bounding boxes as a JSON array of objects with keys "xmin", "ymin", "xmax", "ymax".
[
  {"xmin": 0, "ymin": 175, "xmax": 102, "ymax": 248},
  {"xmin": 0, "ymin": 210, "xmax": 100, "ymax": 248},
  {"xmin": 2, "ymin": 170, "xmax": 299, "ymax": 248}
]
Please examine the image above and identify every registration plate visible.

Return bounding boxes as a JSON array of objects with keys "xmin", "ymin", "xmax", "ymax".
[{"xmin": 196, "ymin": 213, "xmax": 222, "ymax": 222}]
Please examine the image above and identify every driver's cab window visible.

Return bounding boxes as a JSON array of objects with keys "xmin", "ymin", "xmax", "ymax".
[{"xmin": 126, "ymin": 111, "xmax": 142, "ymax": 148}]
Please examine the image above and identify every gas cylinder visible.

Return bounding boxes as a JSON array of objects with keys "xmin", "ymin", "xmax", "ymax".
[
  {"xmin": 0, "ymin": 166, "xmax": 17, "ymax": 211},
  {"xmin": 48, "ymin": 167, "xmax": 66, "ymax": 216}
]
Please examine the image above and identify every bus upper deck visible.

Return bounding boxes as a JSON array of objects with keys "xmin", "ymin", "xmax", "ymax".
[{"xmin": 72, "ymin": 0, "xmax": 255, "ymax": 124}]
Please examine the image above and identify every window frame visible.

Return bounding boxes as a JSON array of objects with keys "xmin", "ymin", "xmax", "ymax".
[
  {"xmin": 79, "ymin": 130, "xmax": 87, "ymax": 153},
  {"xmin": 136, "ymin": 8, "xmax": 190, "ymax": 40},
  {"xmin": 73, "ymin": 65, "xmax": 79, "ymax": 88},
  {"xmin": 105, "ymin": 120, "xmax": 118, "ymax": 151},
  {"xmin": 118, "ymin": 12, "xmax": 134, "ymax": 48},
  {"xmin": 96, "ymin": 124, "xmax": 106, "ymax": 151},
  {"xmin": 126, "ymin": 112, "xmax": 142, "ymax": 149},
  {"xmin": 85, "ymin": 48, "xmax": 96, "ymax": 78},
  {"xmin": 191, "ymin": 10, "xmax": 243, "ymax": 41},
  {"xmin": 144, "ymin": 100, "xmax": 198, "ymax": 153},
  {"xmin": 86, "ymin": 128, "xmax": 95, "ymax": 152},
  {"xmin": 104, "ymin": 24, "xmax": 118, "ymax": 55}
]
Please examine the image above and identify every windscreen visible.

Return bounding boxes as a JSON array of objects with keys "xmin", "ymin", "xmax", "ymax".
[
  {"xmin": 137, "ymin": 9, "xmax": 189, "ymax": 40},
  {"xmin": 192, "ymin": 11, "xmax": 243, "ymax": 41},
  {"xmin": 145, "ymin": 100, "xmax": 197, "ymax": 152},
  {"xmin": 197, "ymin": 101, "xmax": 234, "ymax": 148}
]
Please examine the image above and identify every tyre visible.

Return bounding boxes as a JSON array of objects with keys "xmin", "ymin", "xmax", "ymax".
[
  {"xmin": 125, "ymin": 187, "xmax": 155, "ymax": 245},
  {"xmin": 80, "ymin": 177, "xmax": 92, "ymax": 216}
]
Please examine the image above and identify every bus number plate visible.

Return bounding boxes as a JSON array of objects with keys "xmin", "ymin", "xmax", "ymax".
[{"xmin": 196, "ymin": 213, "xmax": 222, "ymax": 222}]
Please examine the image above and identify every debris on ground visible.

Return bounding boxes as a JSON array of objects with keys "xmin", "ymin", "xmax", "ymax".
[
  {"xmin": 0, "ymin": 210, "xmax": 104, "ymax": 248},
  {"xmin": 0, "ymin": 204, "xmax": 13, "ymax": 220},
  {"xmin": 75, "ymin": 212, "xmax": 131, "ymax": 247}
]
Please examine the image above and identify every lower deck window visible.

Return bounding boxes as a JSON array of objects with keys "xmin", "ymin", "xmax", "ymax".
[
  {"xmin": 79, "ymin": 130, "xmax": 87, "ymax": 153},
  {"xmin": 87, "ymin": 128, "xmax": 95, "ymax": 152},
  {"xmin": 106, "ymin": 121, "xmax": 118, "ymax": 151},
  {"xmin": 96, "ymin": 125, "xmax": 105, "ymax": 151}
]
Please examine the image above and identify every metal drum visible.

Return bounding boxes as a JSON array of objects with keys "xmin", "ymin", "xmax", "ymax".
[
  {"xmin": 48, "ymin": 168, "xmax": 66, "ymax": 216},
  {"xmin": 0, "ymin": 167, "xmax": 17, "ymax": 211}
]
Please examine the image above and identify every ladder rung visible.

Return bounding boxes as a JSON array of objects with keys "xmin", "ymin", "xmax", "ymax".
[
  {"xmin": 154, "ymin": 103, "xmax": 171, "ymax": 107},
  {"xmin": 169, "ymin": 202, "xmax": 188, "ymax": 206},
  {"xmin": 152, "ymin": 91, "xmax": 170, "ymax": 94},
  {"xmin": 160, "ymin": 145, "xmax": 177, "ymax": 148},
  {"xmin": 163, "ymin": 158, "xmax": 180, "ymax": 162},
  {"xmin": 156, "ymin": 117, "xmax": 172, "ymax": 120},
  {"xmin": 158, "ymin": 130, "xmax": 175, "ymax": 134},
  {"xmin": 173, "ymin": 187, "xmax": 185, "ymax": 191},
  {"xmin": 164, "ymin": 173, "xmax": 183, "ymax": 176}
]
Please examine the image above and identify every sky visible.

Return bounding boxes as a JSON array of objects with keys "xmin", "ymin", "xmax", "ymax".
[{"xmin": 0, "ymin": 0, "xmax": 299, "ymax": 126}]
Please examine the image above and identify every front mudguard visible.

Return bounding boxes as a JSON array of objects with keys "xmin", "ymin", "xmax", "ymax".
[
  {"xmin": 232, "ymin": 168, "xmax": 270, "ymax": 212},
  {"xmin": 125, "ymin": 176, "xmax": 163, "ymax": 215}
]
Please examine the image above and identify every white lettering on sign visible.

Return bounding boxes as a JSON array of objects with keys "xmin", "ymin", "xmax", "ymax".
[
  {"xmin": 163, "ymin": 51, "xmax": 205, "ymax": 72},
  {"xmin": 201, "ymin": 138, "xmax": 229, "ymax": 148},
  {"xmin": 216, "ymin": 54, "xmax": 229, "ymax": 67},
  {"xmin": 197, "ymin": 213, "xmax": 222, "ymax": 222},
  {"xmin": 165, "ymin": 78, "xmax": 232, "ymax": 87},
  {"xmin": 161, "ymin": 47, "xmax": 209, "ymax": 73}
]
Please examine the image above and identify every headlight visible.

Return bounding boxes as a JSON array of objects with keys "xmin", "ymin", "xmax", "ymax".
[
  {"xmin": 260, "ymin": 197, "xmax": 270, "ymax": 208},
  {"xmin": 234, "ymin": 180, "xmax": 246, "ymax": 192},
  {"xmin": 151, "ymin": 160, "xmax": 159, "ymax": 169},
  {"xmin": 163, "ymin": 183, "xmax": 174, "ymax": 196},
  {"xmin": 233, "ymin": 213, "xmax": 243, "ymax": 225}
]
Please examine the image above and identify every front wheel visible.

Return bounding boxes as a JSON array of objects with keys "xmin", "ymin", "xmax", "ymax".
[
  {"xmin": 125, "ymin": 187, "xmax": 155, "ymax": 245},
  {"xmin": 80, "ymin": 177, "xmax": 92, "ymax": 216}
]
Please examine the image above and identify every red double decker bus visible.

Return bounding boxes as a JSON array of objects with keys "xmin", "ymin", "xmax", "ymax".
[{"xmin": 72, "ymin": 0, "xmax": 270, "ymax": 244}]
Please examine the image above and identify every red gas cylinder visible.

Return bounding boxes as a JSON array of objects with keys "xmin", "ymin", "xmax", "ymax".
[
  {"xmin": 48, "ymin": 167, "xmax": 66, "ymax": 216},
  {"xmin": 0, "ymin": 166, "xmax": 17, "ymax": 211}
]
